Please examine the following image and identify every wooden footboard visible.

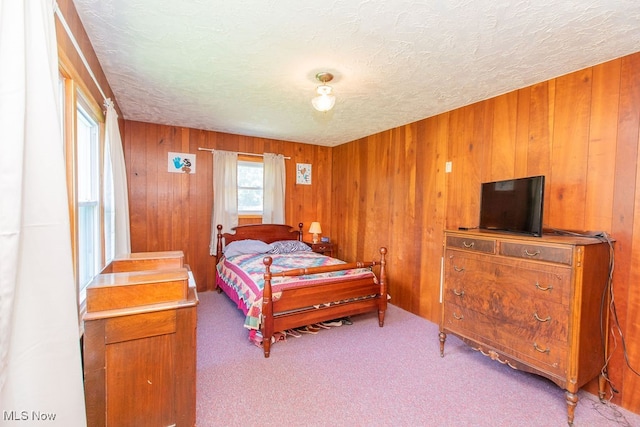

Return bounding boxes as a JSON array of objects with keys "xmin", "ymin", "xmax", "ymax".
[{"xmin": 261, "ymin": 248, "xmax": 387, "ymax": 358}]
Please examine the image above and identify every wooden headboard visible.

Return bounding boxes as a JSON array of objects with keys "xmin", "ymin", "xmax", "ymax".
[{"xmin": 215, "ymin": 223, "xmax": 303, "ymax": 259}]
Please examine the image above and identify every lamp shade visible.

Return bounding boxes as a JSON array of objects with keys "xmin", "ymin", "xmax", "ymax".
[{"xmin": 308, "ymin": 222, "xmax": 322, "ymax": 234}]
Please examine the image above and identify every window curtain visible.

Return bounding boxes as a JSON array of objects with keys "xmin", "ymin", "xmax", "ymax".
[
  {"xmin": 210, "ymin": 150, "xmax": 239, "ymax": 255},
  {"xmin": 104, "ymin": 99, "xmax": 131, "ymax": 257},
  {"xmin": 262, "ymin": 153, "xmax": 285, "ymax": 224},
  {"xmin": 0, "ymin": 0, "xmax": 87, "ymax": 424}
]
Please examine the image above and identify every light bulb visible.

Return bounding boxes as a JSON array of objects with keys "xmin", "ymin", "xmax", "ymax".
[{"xmin": 312, "ymin": 85, "xmax": 336, "ymax": 112}]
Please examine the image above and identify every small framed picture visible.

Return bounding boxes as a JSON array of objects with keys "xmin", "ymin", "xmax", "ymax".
[
  {"xmin": 296, "ymin": 163, "xmax": 311, "ymax": 185},
  {"xmin": 168, "ymin": 152, "xmax": 196, "ymax": 174}
]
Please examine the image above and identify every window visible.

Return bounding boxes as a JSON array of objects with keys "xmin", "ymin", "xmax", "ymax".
[
  {"xmin": 76, "ymin": 103, "xmax": 101, "ymax": 301},
  {"xmin": 59, "ymin": 63, "xmax": 107, "ymax": 309},
  {"xmin": 238, "ymin": 159, "xmax": 263, "ymax": 216}
]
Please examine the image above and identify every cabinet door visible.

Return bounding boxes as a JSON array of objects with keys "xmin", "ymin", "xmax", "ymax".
[
  {"xmin": 106, "ymin": 334, "xmax": 176, "ymax": 426},
  {"xmin": 104, "ymin": 310, "xmax": 178, "ymax": 427}
]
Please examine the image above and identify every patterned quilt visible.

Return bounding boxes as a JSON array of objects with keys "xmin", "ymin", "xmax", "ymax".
[{"xmin": 216, "ymin": 251, "xmax": 376, "ymax": 330}]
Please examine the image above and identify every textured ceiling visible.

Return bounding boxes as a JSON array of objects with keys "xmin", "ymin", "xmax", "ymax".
[{"xmin": 73, "ymin": 0, "xmax": 640, "ymax": 147}]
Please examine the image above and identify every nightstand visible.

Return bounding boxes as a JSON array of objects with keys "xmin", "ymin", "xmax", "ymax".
[{"xmin": 305, "ymin": 241, "xmax": 335, "ymax": 257}]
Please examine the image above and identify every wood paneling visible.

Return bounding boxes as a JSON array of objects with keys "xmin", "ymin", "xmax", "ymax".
[
  {"xmin": 548, "ymin": 69, "xmax": 592, "ymax": 229},
  {"xmin": 331, "ymin": 52, "xmax": 640, "ymax": 414},
  {"xmin": 123, "ymin": 122, "xmax": 333, "ymax": 292},
  {"xmin": 618, "ymin": 53, "xmax": 640, "ymax": 413}
]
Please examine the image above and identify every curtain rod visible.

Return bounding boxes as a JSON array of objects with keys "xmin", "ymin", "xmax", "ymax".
[
  {"xmin": 54, "ymin": 2, "xmax": 107, "ymax": 102},
  {"xmin": 197, "ymin": 147, "xmax": 291, "ymax": 160}
]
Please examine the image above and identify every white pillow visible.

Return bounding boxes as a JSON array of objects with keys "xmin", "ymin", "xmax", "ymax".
[{"xmin": 223, "ymin": 239, "xmax": 272, "ymax": 257}]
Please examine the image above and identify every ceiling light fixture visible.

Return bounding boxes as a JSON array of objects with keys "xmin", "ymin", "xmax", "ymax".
[{"xmin": 311, "ymin": 72, "xmax": 336, "ymax": 112}]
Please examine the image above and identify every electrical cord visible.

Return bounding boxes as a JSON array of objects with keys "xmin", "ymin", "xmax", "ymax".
[
  {"xmin": 597, "ymin": 231, "xmax": 619, "ymax": 397},
  {"xmin": 547, "ymin": 228, "xmax": 640, "ymax": 399},
  {"xmin": 592, "ymin": 232, "xmax": 640, "ymax": 381}
]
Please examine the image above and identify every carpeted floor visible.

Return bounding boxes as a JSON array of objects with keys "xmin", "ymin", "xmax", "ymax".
[{"xmin": 196, "ymin": 291, "xmax": 639, "ymax": 426}]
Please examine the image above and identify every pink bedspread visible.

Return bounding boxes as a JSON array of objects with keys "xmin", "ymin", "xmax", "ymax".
[{"xmin": 216, "ymin": 251, "xmax": 375, "ymax": 330}]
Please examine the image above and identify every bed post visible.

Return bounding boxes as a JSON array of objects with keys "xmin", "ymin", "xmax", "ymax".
[
  {"xmin": 216, "ymin": 224, "xmax": 223, "ymax": 259},
  {"xmin": 297, "ymin": 222, "xmax": 303, "ymax": 241},
  {"xmin": 213, "ymin": 225, "xmax": 224, "ymax": 291},
  {"xmin": 262, "ymin": 256, "xmax": 274, "ymax": 358},
  {"xmin": 378, "ymin": 247, "xmax": 388, "ymax": 327}
]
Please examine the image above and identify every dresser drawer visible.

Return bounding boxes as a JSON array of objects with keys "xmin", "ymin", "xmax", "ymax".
[
  {"xmin": 312, "ymin": 244, "xmax": 331, "ymax": 253},
  {"xmin": 443, "ymin": 304, "xmax": 568, "ymax": 376},
  {"xmin": 444, "ymin": 282, "xmax": 569, "ymax": 343},
  {"xmin": 499, "ymin": 241, "xmax": 573, "ymax": 265},
  {"xmin": 445, "ymin": 252, "xmax": 571, "ymax": 305},
  {"xmin": 446, "ymin": 235, "xmax": 495, "ymax": 254},
  {"xmin": 505, "ymin": 331, "xmax": 568, "ymax": 377}
]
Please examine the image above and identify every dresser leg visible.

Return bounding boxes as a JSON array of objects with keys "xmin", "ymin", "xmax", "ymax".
[
  {"xmin": 565, "ymin": 390, "xmax": 578, "ymax": 426},
  {"xmin": 439, "ymin": 331, "xmax": 446, "ymax": 357}
]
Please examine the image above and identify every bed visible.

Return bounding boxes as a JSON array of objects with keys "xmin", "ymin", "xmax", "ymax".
[{"xmin": 215, "ymin": 223, "xmax": 388, "ymax": 357}]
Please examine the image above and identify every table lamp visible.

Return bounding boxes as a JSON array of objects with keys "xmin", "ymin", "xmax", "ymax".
[{"xmin": 309, "ymin": 222, "xmax": 322, "ymax": 244}]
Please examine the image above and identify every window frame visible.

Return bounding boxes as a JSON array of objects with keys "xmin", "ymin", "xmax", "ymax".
[
  {"xmin": 237, "ymin": 155, "xmax": 264, "ymax": 219},
  {"xmin": 75, "ymin": 97, "xmax": 102, "ymax": 303},
  {"xmin": 59, "ymin": 55, "xmax": 107, "ymax": 318}
]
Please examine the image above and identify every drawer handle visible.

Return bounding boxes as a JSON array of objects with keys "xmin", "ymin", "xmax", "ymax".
[
  {"xmin": 463, "ymin": 241, "xmax": 475, "ymax": 248},
  {"xmin": 453, "ymin": 265, "xmax": 465, "ymax": 272},
  {"xmin": 533, "ymin": 342, "xmax": 550, "ymax": 354},
  {"xmin": 533, "ymin": 312, "xmax": 551, "ymax": 322},
  {"xmin": 453, "ymin": 312, "xmax": 464, "ymax": 320},
  {"xmin": 524, "ymin": 249, "xmax": 541, "ymax": 257},
  {"xmin": 535, "ymin": 282, "xmax": 553, "ymax": 292},
  {"xmin": 453, "ymin": 288, "xmax": 465, "ymax": 297}
]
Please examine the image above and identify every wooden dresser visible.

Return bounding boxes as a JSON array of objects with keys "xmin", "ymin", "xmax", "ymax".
[
  {"xmin": 440, "ymin": 230, "xmax": 611, "ymax": 426},
  {"xmin": 83, "ymin": 251, "xmax": 198, "ymax": 427}
]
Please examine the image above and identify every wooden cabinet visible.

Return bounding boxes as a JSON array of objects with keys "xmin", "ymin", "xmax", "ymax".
[
  {"xmin": 440, "ymin": 230, "xmax": 611, "ymax": 426},
  {"xmin": 83, "ymin": 252, "xmax": 198, "ymax": 427},
  {"xmin": 305, "ymin": 241, "xmax": 336, "ymax": 257}
]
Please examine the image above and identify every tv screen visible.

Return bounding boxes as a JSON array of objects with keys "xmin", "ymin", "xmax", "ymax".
[{"xmin": 479, "ymin": 175, "xmax": 545, "ymax": 237}]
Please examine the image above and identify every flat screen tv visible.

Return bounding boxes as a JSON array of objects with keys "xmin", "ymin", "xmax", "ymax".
[{"xmin": 479, "ymin": 175, "xmax": 545, "ymax": 237}]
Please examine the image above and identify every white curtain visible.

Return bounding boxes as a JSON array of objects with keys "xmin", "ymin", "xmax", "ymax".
[
  {"xmin": 104, "ymin": 99, "xmax": 131, "ymax": 256},
  {"xmin": 210, "ymin": 150, "xmax": 238, "ymax": 254},
  {"xmin": 262, "ymin": 153, "xmax": 286, "ymax": 224},
  {"xmin": 0, "ymin": 0, "xmax": 87, "ymax": 424}
]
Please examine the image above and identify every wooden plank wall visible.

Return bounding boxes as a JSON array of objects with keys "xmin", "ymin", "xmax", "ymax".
[
  {"xmin": 123, "ymin": 123, "xmax": 333, "ymax": 293},
  {"xmin": 331, "ymin": 52, "xmax": 640, "ymax": 413}
]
